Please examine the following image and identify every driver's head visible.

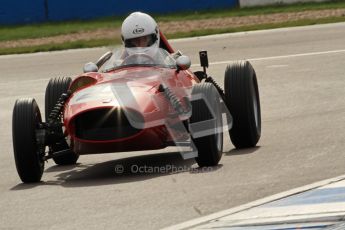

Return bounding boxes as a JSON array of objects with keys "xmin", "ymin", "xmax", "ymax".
[{"xmin": 121, "ymin": 12, "xmax": 160, "ymax": 56}]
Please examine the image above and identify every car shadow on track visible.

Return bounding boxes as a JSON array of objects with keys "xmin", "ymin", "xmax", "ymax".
[
  {"xmin": 224, "ymin": 146, "xmax": 261, "ymax": 156},
  {"xmin": 11, "ymin": 151, "xmax": 223, "ymax": 190}
]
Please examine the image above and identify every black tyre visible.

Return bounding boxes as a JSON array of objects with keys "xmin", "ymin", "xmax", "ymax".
[
  {"xmin": 224, "ymin": 60, "xmax": 261, "ymax": 148},
  {"xmin": 12, "ymin": 98, "xmax": 44, "ymax": 183},
  {"xmin": 190, "ymin": 83, "xmax": 223, "ymax": 167},
  {"xmin": 45, "ymin": 77, "xmax": 79, "ymax": 165}
]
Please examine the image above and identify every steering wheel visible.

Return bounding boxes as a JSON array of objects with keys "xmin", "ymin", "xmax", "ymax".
[{"xmin": 121, "ymin": 53, "xmax": 155, "ymax": 66}]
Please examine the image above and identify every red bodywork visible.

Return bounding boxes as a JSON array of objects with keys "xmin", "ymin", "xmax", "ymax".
[{"xmin": 63, "ymin": 33, "xmax": 200, "ymax": 155}]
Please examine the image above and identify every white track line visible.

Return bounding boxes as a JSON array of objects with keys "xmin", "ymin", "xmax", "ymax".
[
  {"xmin": 172, "ymin": 22, "xmax": 345, "ymax": 43},
  {"xmin": 2, "ymin": 48, "xmax": 345, "ymax": 87},
  {"xmin": 1, "ymin": 22, "xmax": 345, "ymax": 59},
  {"xmin": 162, "ymin": 174, "xmax": 345, "ymax": 230},
  {"xmin": 191, "ymin": 49, "xmax": 345, "ymax": 67}
]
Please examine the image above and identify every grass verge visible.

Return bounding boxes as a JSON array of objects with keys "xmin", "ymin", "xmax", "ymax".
[
  {"xmin": 168, "ymin": 16, "xmax": 345, "ymax": 39},
  {"xmin": 0, "ymin": 39, "xmax": 118, "ymax": 55},
  {"xmin": 1, "ymin": 0, "xmax": 345, "ymax": 55},
  {"xmin": 2, "ymin": 16, "xmax": 344, "ymax": 56},
  {"xmin": 1, "ymin": 0, "xmax": 345, "ymax": 42}
]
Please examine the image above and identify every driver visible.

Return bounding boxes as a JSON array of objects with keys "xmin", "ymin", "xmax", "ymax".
[{"xmin": 121, "ymin": 12, "xmax": 160, "ymax": 58}]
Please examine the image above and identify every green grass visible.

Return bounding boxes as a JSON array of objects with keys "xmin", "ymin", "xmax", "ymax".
[
  {"xmin": 167, "ymin": 16, "xmax": 345, "ymax": 39},
  {"xmin": 1, "ymin": 0, "xmax": 345, "ymax": 55},
  {"xmin": 0, "ymin": 20, "xmax": 122, "ymax": 42},
  {"xmin": 2, "ymin": 16, "xmax": 344, "ymax": 56},
  {"xmin": 156, "ymin": 0, "xmax": 345, "ymax": 21},
  {"xmin": 1, "ymin": 0, "xmax": 345, "ymax": 42},
  {"xmin": 0, "ymin": 38, "xmax": 120, "ymax": 55}
]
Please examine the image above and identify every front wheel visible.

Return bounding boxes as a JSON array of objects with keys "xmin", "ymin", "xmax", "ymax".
[
  {"xmin": 190, "ymin": 83, "xmax": 223, "ymax": 167},
  {"xmin": 45, "ymin": 77, "xmax": 79, "ymax": 165},
  {"xmin": 224, "ymin": 60, "xmax": 261, "ymax": 148},
  {"xmin": 12, "ymin": 98, "xmax": 45, "ymax": 183}
]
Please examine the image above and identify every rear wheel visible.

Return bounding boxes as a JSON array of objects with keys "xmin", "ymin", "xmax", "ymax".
[
  {"xmin": 45, "ymin": 77, "xmax": 79, "ymax": 165},
  {"xmin": 190, "ymin": 83, "xmax": 223, "ymax": 167},
  {"xmin": 224, "ymin": 60, "xmax": 261, "ymax": 148},
  {"xmin": 12, "ymin": 98, "xmax": 44, "ymax": 183}
]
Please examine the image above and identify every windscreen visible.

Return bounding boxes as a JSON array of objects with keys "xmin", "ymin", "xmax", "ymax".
[{"xmin": 102, "ymin": 48, "xmax": 176, "ymax": 72}]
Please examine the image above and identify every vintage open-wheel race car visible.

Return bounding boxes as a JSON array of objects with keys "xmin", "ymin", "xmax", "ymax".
[{"xmin": 12, "ymin": 32, "xmax": 261, "ymax": 183}]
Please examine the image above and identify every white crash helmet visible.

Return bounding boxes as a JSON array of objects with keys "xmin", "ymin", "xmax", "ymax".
[{"xmin": 121, "ymin": 12, "xmax": 160, "ymax": 56}]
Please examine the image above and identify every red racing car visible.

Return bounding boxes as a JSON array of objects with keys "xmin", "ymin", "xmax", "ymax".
[{"xmin": 12, "ymin": 32, "xmax": 261, "ymax": 183}]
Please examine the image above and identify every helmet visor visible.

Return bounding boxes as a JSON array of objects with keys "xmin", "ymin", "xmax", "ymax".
[{"xmin": 124, "ymin": 34, "xmax": 157, "ymax": 48}]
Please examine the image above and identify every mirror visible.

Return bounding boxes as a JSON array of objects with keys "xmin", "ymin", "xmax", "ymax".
[
  {"xmin": 96, "ymin": 51, "xmax": 113, "ymax": 68},
  {"xmin": 199, "ymin": 50, "xmax": 209, "ymax": 68},
  {"xmin": 83, "ymin": 62, "xmax": 99, "ymax": 73},
  {"xmin": 176, "ymin": 55, "xmax": 191, "ymax": 71}
]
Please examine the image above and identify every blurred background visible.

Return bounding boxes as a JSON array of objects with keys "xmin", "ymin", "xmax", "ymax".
[
  {"xmin": 0, "ymin": 0, "xmax": 331, "ymax": 25},
  {"xmin": 0, "ymin": 0, "xmax": 340, "ymax": 55}
]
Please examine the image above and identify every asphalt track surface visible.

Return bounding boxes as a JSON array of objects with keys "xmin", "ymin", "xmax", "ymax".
[{"xmin": 1, "ymin": 23, "xmax": 345, "ymax": 230}]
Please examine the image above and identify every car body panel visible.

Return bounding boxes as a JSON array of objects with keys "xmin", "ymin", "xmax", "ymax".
[{"xmin": 64, "ymin": 66, "xmax": 198, "ymax": 155}]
